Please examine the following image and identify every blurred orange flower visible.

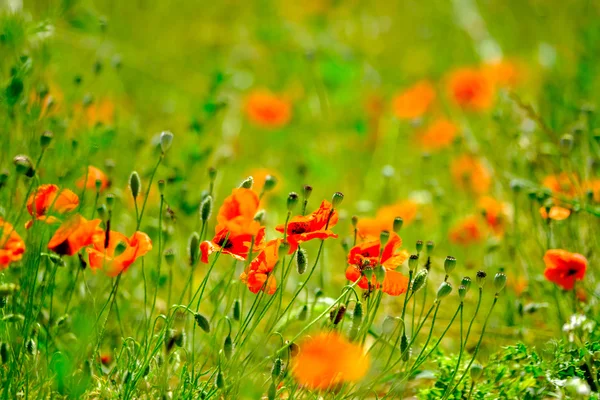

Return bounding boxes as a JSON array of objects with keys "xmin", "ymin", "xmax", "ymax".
[
  {"xmin": 539, "ymin": 206, "xmax": 571, "ymax": 221},
  {"xmin": 583, "ymin": 179, "xmax": 600, "ymax": 202},
  {"xmin": 542, "ymin": 173, "xmax": 578, "ymax": 199},
  {"xmin": 345, "ymin": 232, "xmax": 410, "ymax": 295},
  {"xmin": 240, "ymin": 238, "xmax": 281, "ymax": 295},
  {"xmin": 292, "ymin": 332, "xmax": 370, "ymax": 390},
  {"xmin": 392, "ymin": 80, "xmax": 436, "ymax": 120},
  {"xmin": 483, "ymin": 60, "xmax": 520, "ymax": 87},
  {"xmin": 247, "ymin": 168, "xmax": 282, "ymax": 197},
  {"xmin": 509, "ymin": 276, "xmax": 528, "ymax": 297},
  {"xmin": 449, "ymin": 216, "xmax": 484, "ymax": 246},
  {"xmin": 26, "ymin": 184, "xmax": 79, "ymax": 228},
  {"xmin": 419, "ymin": 119, "xmax": 458, "ymax": 151},
  {"xmin": 74, "ymin": 98, "xmax": 115, "ymax": 128},
  {"xmin": 447, "ymin": 68, "xmax": 495, "ymax": 111},
  {"xmin": 0, "ymin": 219, "xmax": 26, "ymax": 269},
  {"xmin": 477, "ymin": 196, "xmax": 508, "ymax": 236},
  {"xmin": 356, "ymin": 200, "xmax": 418, "ymax": 240},
  {"xmin": 451, "ymin": 155, "xmax": 491, "ymax": 194},
  {"xmin": 245, "ymin": 90, "xmax": 291, "ymax": 128},
  {"xmin": 48, "ymin": 214, "xmax": 103, "ymax": 256},
  {"xmin": 76, "ymin": 166, "xmax": 110, "ymax": 191},
  {"xmin": 29, "ymin": 83, "xmax": 64, "ymax": 118},
  {"xmin": 276, "ymin": 200, "xmax": 338, "ymax": 253},
  {"xmin": 88, "ymin": 230, "xmax": 152, "ymax": 276},
  {"xmin": 543, "ymin": 249, "xmax": 587, "ymax": 290}
]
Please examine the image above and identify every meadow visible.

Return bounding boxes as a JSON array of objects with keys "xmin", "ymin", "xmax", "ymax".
[{"xmin": 1, "ymin": 0, "xmax": 599, "ymax": 398}]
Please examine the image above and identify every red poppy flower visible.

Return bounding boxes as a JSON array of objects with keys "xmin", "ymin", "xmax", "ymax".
[
  {"xmin": 345, "ymin": 232, "xmax": 409, "ymax": 296},
  {"xmin": 245, "ymin": 90, "xmax": 291, "ymax": 128},
  {"xmin": 26, "ymin": 184, "xmax": 79, "ymax": 229},
  {"xmin": 200, "ymin": 226, "xmax": 266, "ymax": 264},
  {"xmin": 392, "ymin": 80, "xmax": 436, "ymax": 120},
  {"xmin": 87, "ymin": 230, "xmax": 152, "ymax": 276},
  {"xmin": 543, "ymin": 249, "xmax": 587, "ymax": 290},
  {"xmin": 48, "ymin": 214, "xmax": 104, "ymax": 256},
  {"xmin": 240, "ymin": 239, "xmax": 281, "ymax": 294},
  {"xmin": 76, "ymin": 166, "xmax": 110, "ymax": 191},
  {"xmin": 449, "ymin": 216, "xmax": 484, "ymax": 246},
  {"xmin": 447, "ymin": 68, "xmax": 495, "ymax": 111},
  {"xmin": 276, "ymin": 200, "xmax": 338, "ymax": 253},
  {"xmin": 0, "ymin": 219, "xmax": 26, "ymax": 269}
]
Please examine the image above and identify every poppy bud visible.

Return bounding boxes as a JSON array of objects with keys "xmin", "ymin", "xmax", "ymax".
[
  {"xmin": 239, "ymin": 176, "xmax": 253, "ymax": 189},
  {"xmin": 426, "ymin": 241, "xmax": 434, "ymax": 254},
  {"xmin": 379, "ymin": 230, "xmax": 390, "ymax": 246},
  {"xmin": 470, "ymin": 363, "xmax": 484, "ymax": 381},
  {"xmin": 160, "ymin": 131, "xmax": 174, "ymax": 153},
  {"xmin": 297, "ymin": 304, "xmax": 308, "ymax": 321},
  {"xmin": 408, "ymin": 254, "xmax": 419, "ymax": 271},
  {"xmin": 353, "ymin": 302, "xmax": 363, "ymax": 324},
  {"xmin": 263, "ymin": 175, "xmax": 277, "ymax": 192},
  {"xmin": 13, "ymin": 155, "xmax": 35, "ymax": 177},
  {"xmin": 461, "ymin": 276, "xmax": 472, "ymax": 292},
  {"xmin": 415, "ymin": 240, "xmax": 424, "ymax": 254},
  {"xmin": 411, "ymin": 269, "xmax": 428, "ymax": 293},
  {"xmin": 332, "ymin": 192, "xmax": 344, "ymax": 208},
  {"xmin": 436, "ymin": 282, "xmax": 452, "ymax": 300},
  {"xmin": 129, "ymin": 171, "xmax": 141, "ymax": 200},
  {"xmin": 458, "ymin": 285, "xmax": 467, "ymax": 301},
  {"xmin": 208, "ymin": 167, "xmax": 217, "ymax": 182},
  {"xmin": 400, "ymin": 333, "xmax": 410, "ymax": 361},
  {"xmin": 232, "ymin": 299, "xmax": 241, "ymax": 321},
  {"xmin": 267, "ymin": 382, "xmax": 277, "ymax": 400},
  {"xmin": 216, "ymin": 369, "xmax": 225, "ymax": 389},
  {"xmin": 158, "ymin": 179, "xmax": 165, "ymax": 195},
  {"xmin": 194, "ymin": 313, "xmax": 210, "ymax": 333},
  {"xmin": 296, "ymin": 248, "xmax": 307, "ymax": 274},
  {"xmin": 374, "ymin": 265, "xmax": 386, "ymax": 284},
  {"xmin": 223, "ymin": 335, "xmax": 233, "ymax": 360},
  {"xmin": 393, "ymin": 217, "xmax": 403, "ymax": 233},
  {"xmin": 329, "ymin": 304, "xmax": 346, "ymax": 325},
  {"xmin": 188, "ymin": 232, "xmax": 200, "ymax": 266},
  {"xmin": 288, "ymin": 342, "xmax": 299, "ymax": 357},
  {"xmin": 444, "ymin": 256, "xmax": 457, "ymax": 275},
  {"xmin": 494, "ymin": 272, "xmax": 507, "ymax": 293},
  {"xmin": 164, "ymin": 249, "xmax": 175, "ymax": 266},
  {"xmin": 303, "ymin": 185, "xmax": 313, "ymax": 200},
  {"xmin": 0, "ymin": 343, "xmax": 8, "ymax": 364},
  {"xmin": 287, "ymin": 192, "xmax": 299, "ymax": 211},
  {"xmin": 476, "ymin": 271, "xmax": 487, "ymax": 288},
  {"xmin": 26, "ymin": 338, "xmax": 36, "ymax": 355},
  {"xmin": 40, "ymin": 131, "xmax": 53, "ymax": 149},
  {"xmin": 271, "ymin": 357, "xmax": 282, "ymax": 380},
  {"xmin": 254, "ymin": 209, "xmax": 266, "ymax": 224},
  {"xmin": 200, "ymin": 195, "xmax": 212, "ymax": 222}
]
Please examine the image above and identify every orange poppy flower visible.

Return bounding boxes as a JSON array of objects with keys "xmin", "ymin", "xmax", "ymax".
[
  {"xmin": 345, "ymin": 232, "xmax": 410, "ymax": 295},
  {"xmin": 216, "ymin": 188, "xmax": 262, "ymax": 235},
  {"xmin": 76, "ymin": 166, "xmax": 110, "ymax": 191},
  {"xmin": 542, "ymin": 173, "xmax": 578, "ymax": 199},
  {"xmin": 28, "ymin": 83, "xmax": 64, "ymax": 118},
  {"xmin": 240, "ymin": 239, "xmax": 281, "ymax": 295},
  {"xmin": 583, "ymin": 179, "xmax": 600, "ymax": 202},
  {"xmin": 74, "ymin": 98, "xmax": 115, "ymax": 128},
  {"xmin": 543, "ymin": 249, "xmax": 587, "ymax": 290},
  {"xmin": 539, "ymin": 206, "xmax": 571, "ymax": 221},
  {"xmin": 87, "ymin": 230, "xmax": 152, "ymax": 276},
  {"xmin": 483, "ymin": 60, "xmax": 519, "ymax": 88},
  {"xmin": 447, "ymin": 68, "xmax": 495, "ymax": 111},
  {"xmin": 356, "ymin": 200, "xmax": 418, "ymax": 241},
  {"xmin": 200, "ymin": 226, "xmax": 266, "ymax": 264},
  {"xmin": 477, "ymin": 196, "xmax": 507, "ymax": 236},
  {"xmin": 509, "ymin": 276, "xmax": 528, "ymax": 297},
  {"xmin": 419, "ymin": 119, "xmax": 458, "ymax": 151},
  {"xmin": 245, "ymin": 90, "xmax": 291, "ymax": 128},
  {"xmin": 275, "ymin": 200, "xmax": 339, "ymax": 253},
  {"xmin": 48, "ymin": 214, "xmax": 103, "ymax": 256},
  {"xmin": 392, "ymin": 80, "xmax": 436, "ymax": 120},
  {"xmin": 450, "ymin": 155, "xmax": 491, "ymax": 194},
  {"xmin": 0, "ymin": 219, "xmax": 26, "ymax": 269},
  {"xmin": 292, "ymin": 332, "xmax": 370, "ymax": 390},
  {"xmin": 247, "ymin": 168, "xmax": 282, "ymax": 196},
  {"xmin": 26, "ymin": 184, "xmax": 79, "ymax": 228},
  {"xmin": 449, "ymin": 216, "xmax": 484, "ymax": 246}
]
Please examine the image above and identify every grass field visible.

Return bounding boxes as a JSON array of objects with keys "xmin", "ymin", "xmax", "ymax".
[{"xmin": 1, "ymin": 0, "xmax": 600, "ymax": 398}]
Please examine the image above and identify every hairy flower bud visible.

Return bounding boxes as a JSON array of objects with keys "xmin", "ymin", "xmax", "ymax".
[
  {"xmin": 332, "ymin": 192, "xmax": 344, "ymax": 208},
  {"xmin": 129, "ymin": 171, "xmax": 141, "ymax": 200},
  {"xmin": 200, "ymin": 195, "xmax": 213, "ymax": 222},
  {"xmin": 296, "ymin": 248, "xmax": 307, "ymax": 274},
  {"xmin": 188, "ymin": 232, "xmax": 200, "ymax": 266},
  {"xmin": 329, "ymin": 304, "xmax": 346, "ymax": 325},
  {"xmin": 194, "ymin": 313, "xmax": 210, "ymax": 333},
  {"xmin": 411, "ymin": 269, "xmax": 428, "ymax": 293}
]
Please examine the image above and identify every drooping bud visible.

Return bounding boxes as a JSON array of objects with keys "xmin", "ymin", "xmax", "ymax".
[
  {"xmin": 267, "ymin": 382, "xmax": 277, "ymax": 400},
  {"xmin": 164, "ymin": 249, "xmax": 175, "ymax": 266},
  {"xmin": 0, "ymin": 343, "xmax": 8, "ymax": 364},
  {"xmin": 444, "ymin": 256, "xmax": 457, "ymax": 275},
  {"xmin": 13, "ymin": 155, "xmax": 35, "ymax": 177},
  {"xmin": 476, "ymin": 271, "xmax": 487, "ymax": 288},
  {"xmin": 494, "ymin": 272, "xmax": 507, "ymax": 293},
  {"xmin": 271, "ymin": 358, "xmax": 283, "ymax": 380},
  {"xmin": 329, "ymin": 304, "xmax": 346, "ymax": 325},
  {"xmin": 160, "ymin": 131, "xmax": 174, "ymax": 153},
  {"xmin": 216, "ymin": 369, "xmax": 225, "ymax": 389},
  {"xmin": 297, "ymin": 304, "xmax": 308, "ymax": 321},
  {"xmin": 239, "ymin": 176, "xmax": 254, "ymax": 189},
  {"xmin": 408, "ymin": 254, "xmax": 419, "ymax": 271},
  {"xmin": 436, "ymin": 282, "xmax": 452, "ymax": 300},
  {"xmin": 254, "ymin": 209, "xmax": 266, "ymax": 224},
  {"xmin": 263, "ymin": 175, "xmax": 277, "ymax": 192},
  {"xmin": 393, "ymin": 217, "xmax": 403, "ymax": 233},
  {"xmin": 287, "ymin": 192, "xmax": 299, "ymax": 211},
  {"xmin": 194, "ymin": 313, "xmax": 210, "ymax": 333},
  {"xmin": 400, "ymin": 333, "xmax": 410, "ymax": 362},
  {"xmin": 353, "ymin": 302, "xmax": 363, "ymax": 324},
  {"xmin": 332, "ymin": 192, "xmax": 344, "ymax": 208},
  {"xmin": 415, "ymin": 240, "xmax": 424, "ymax": 254},
  {"xmin": 411, "ymin": 269, "xmax": 428, "ymax": 293},
  {"xmin": 232, "ymin": 299, "xmax": 241, "ymax": 321},
  {"xmin": 40, "ymin": 131, "xmax": 53, "ymax": 149},
  {"xmin": 129, "ymin": 171, "xmax": 141, "ymax": 200},
  {"xmin": 200, "ymin": 195, "xmax": 213, "ymax": 222},
  {"xmin": 188, "ymin": 232, "xmax": 200, "ymax": 266},
  {"xmin": 223, "ymin": 335, "xmax": 233, "ymax": 360},
  {"xmin": 296, "ymin": 248, "xmax": 307, "ymax": 274}
]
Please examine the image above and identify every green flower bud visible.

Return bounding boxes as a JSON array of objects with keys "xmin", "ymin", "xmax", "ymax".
[
  {"xmin": 164, "ymin": 249, "xmax": 175, "ymax": 266},
  {"xmin": 189, "ymin": 232, "xmax": 200, "ymax": 266},
  {"xmin": 271, "ymin": 358, "xmax": 282, "ymax": 380},
  {"xmin": 436, "ymin": 282, "xmax": 452, "ymax": 300},
  {"xmin": 223, "ymin": 335, "xmax": 233, "ymax": 360},
  {"xmin": 494, "ymin": 272, "xmax": 507, "ymax": 293},
  {"xmin": 208, "ymin": 167, "xmax": 217, "ymax": 182},
  {"xmin": 263, "ymin": 175, "xmax": 277, "ymax": 191},
  {"xmin": 353, "ymin": 302, "xmax": 363, "ymax": 324},
  {"xmin": 129, "ymin": 171, "xmax": 141, "ymax": 200},
  {"xmin": 287, "ymin": 192, "xmax": 299, "ymax": 211},
  {"xmin": 408, "ymin": 254, "xmax": 419, "ymax": 271},
  {"xmin": 194, "ymin": 313, "xmax": 210, "ymax": 333},
  {"xmin": 296, "ymin": 248, "xmax": 307, "ymax": 274},
  {"xmin": 267, "ymin": 382, "xmax": 277, "ymax": 400},
  {"xmin": 461, "ymin": 277, "xmax": 472, "ymax": 292},
  {"xmin": 298, "ymin": 304, "xmax": 308, "ymax": 321},
  {"xmin": 13, "ymin": 155, "xmax": 35, "ymax": 177},
  {"xmin": 239, "ymin": 176, "xmax": 254, "ymax": 189},
  {"xmin": 97, "ymin": 204, "xmax": 107, "ymax": 221},
  {"xmin": 415, "ymin": 240, "xmax": 424, "ymax": 253},
  {"xmin": 232, "ymin": 299, "xmax": 241, "ymax": 321},
  {"xmin": 400, "ymin": 334, "xmax": 410, "ymax": 362},
  {"xmin": 314, "ymin": 288, "xmax": 324, "ymax": 298},
  {"xmin": 332, "ymin": 192, "xmax": 344, "ymax": 208},
  {"xmin": 411, "ymin": 269, "xmax": 428, "ymax": 294},
  {"xmin": 393, "ymin": 217, "xmax": 403, "ymax": 233},
  {"xmin": 379, "ymin": 230, "xmax": 390, "ymax": 246},
  {"xmin": 200, "ymin": 195, "xmax": 213, "ymax": 222},
  {"xmin": 329, "ymin": 304, "xmax": 346, "ymax": 325},
  {"xmin": 444, "ymin": 256, "xmax": 457, "ymax": 275},
  {"xmin": 40, "ymin": 131, "xmax": 53, "ymax": 149},
  {"xmin": 303, "ymin": 185, "xmax": 313, "ymax": 200},
  {"xmin": 458, "ymin": 285, "xmax": 467, "ymax": 301},
  {"xmin": 470, "ymin": 363, "xmax": 484, "ymax": 381},
  {"xmin": 476, "ymin": 271, "xmax": 487, "ymax": 288},
  {"xmin": 160, "ymin": 131, "xmax": 174, "ymax": 153},
  {"xmin": 216, "ymin": 369, "xmax": 225, "ymax": 389},
  {"xmin": 0, "ymin": 343, "xmax": 8, "ymax": 364},
  {"xmin": 426, "ymin": 240, "xmax": 434, "ymax": 254}
]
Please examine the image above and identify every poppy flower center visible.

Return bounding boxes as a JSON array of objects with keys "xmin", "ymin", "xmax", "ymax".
[{"xmin": 290, "ymin": 222, "xmax": 310, "ymax": 235}]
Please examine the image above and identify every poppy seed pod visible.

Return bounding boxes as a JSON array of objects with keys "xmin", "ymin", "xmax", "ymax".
[
  {"xmin": 129, "ymin": 171, "xmax": 141, "ymax": 200},
  {"xmin": 408, "ymin": 254, "xmax": 419, "ymax": 271},
  {"xmin": 476, "ymin": 270, "xmax": 487, "ymax": 288},
  {"xmin": 97, "ymin": 204, "xmax": 107, "ymax": 221},
  {"xmin": 444, "ymin": 256, "xmax": 457, "ymax": 275},
  {"xmin": 470, "ymin": 363, "xmax": 484, "ymax": 381},
  {"xmin": 494, "ymin": 272, "xmax": 507, "ymax": 293},
  {"xmin": 296, "ymin": 248, "xmax": 308, "ymax": 274},
  {"xmin": 374, "ymin": 264, "xmax": 386, "ymax": 284},
  {"xmin": 332, "ymin": 192, "xmax": 344, "ymax": 208},
  {"xmin": 239, "ymin": 176, "xmax": 254, "ymax": 189},
  {"xmin": 105, "ymin": 194, "xmax": 115, "ymax": 212},
  {"xmin": 164, "ymin": 248, "xmax": 175, "ymax": 266},
  {"xmin": 40, "ymin": 131, "xmax": 53, "ymax": 149},
  {"xmin": 287, "ymin": 192, "xmax": 299, "ymax": 211},
  {"xmin": 158, "ymin": 179, "xmax": 165, "ymax": 195},
  {"xmin": 232, "ymin": 299, "xmax": 241, "ymax": 321},
  {"xmin": 426, "ymin": 240, "xmax": 435, "ymax": 254},
  {"xmin": 379, "ymin": 230, "xmax": 390, "ymax": 246},
  {"xmin": 415, "ymin": 240, "xmax": 424, "ymax": 253},
  {"xmin": 351, "ymin": 215, "xmax": 359, "ymax": 228},
  {"xmin": 223, "ymin": 335, "xmax": 233, "ymax": 360},
  {"xmin": 200, "ymin": 195, "xmax": 212, "ymax": 222},
  {"xmin": 411, "ymin": 269, "xmax": 428, "ymax": 293},
  {"xmin": 461, "ymin": 276, "xmax": 472, "ymax": 291},
  {"xmin": 303, "ymin": 184, "xmax": 313, "ymax": 200},
  {"xmin": 159, "ymin": 131, "xmax": 174, "ymax": 153},
  {"xmin": 13, "ymin": 155, "xmax": 35, "ymax": 177},
  {"xmin": 393, "ymin": 217, "xmax": 404, "ymax": 233},
  {"xmin": 188, "ymin": 232, "xmax": 200, "ymax": 266},
  {"xmin": 208, "ymin": 166, "xmax": 217, "ymax": 182},
  {"xmin": 436, "ymin": 282, "xmax": 452, "ymax": 299},
  {"xmin": 458, "ymin": 285, "xmax": 467, "ymax": 301},
  {"xmin": 194, "ymin": 313, "xmax": 210, "ymax": 333},
  {"xmin": 263, "ymin": 175, "xmax": 277, "ymax": 191}
]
